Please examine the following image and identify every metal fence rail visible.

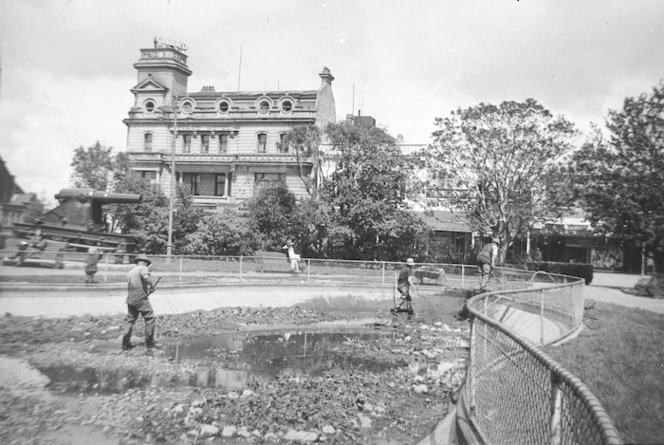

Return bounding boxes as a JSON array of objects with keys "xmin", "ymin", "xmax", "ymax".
[
  {"xmin": 1, "ymin": 251, "xmax": 622, "ymax": 443},
  {"xmin": 1, "ymin": 251, "xmax": 494, "ymax": 288},
  {"xmin": 463, "ymin": 271, "xmax": 621, "ymax": 445}
]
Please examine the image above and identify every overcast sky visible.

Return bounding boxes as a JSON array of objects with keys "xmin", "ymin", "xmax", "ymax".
[{"xmin": 1, "ymin": 0, "xmax": 663, "ymax": 203}]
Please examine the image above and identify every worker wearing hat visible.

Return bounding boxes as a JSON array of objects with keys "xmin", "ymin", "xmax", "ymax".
[
  {"xmin": 477, "ymin": 237, "xmax": 500, "ymax": 290},
  {"xmin": 122, "ymin": 254, "xmax": 158, "ymax": 351},
  {"xmin": 395, "ymin": 258, "xmax": 416, "ymax": 314}
]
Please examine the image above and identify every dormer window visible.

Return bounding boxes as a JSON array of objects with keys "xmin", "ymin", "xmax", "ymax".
[
  {"xmin": 181, "ymin": 100, "xmax": 194, "ymax": 114},
  {"xmin": 281, "ymin": 100, "xmax": 293, "ymax": 113},
  {"xmin": 259, "ymin": 100, "xmax": 270, "ymax": 114},
  {"xmin": 218, "ymin": 100, "xmax": 230, "ymax": 114}
]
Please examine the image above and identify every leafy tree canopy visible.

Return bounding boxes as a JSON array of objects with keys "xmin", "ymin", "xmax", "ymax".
[
  {"xmin": 247, "ymin": 182, "xmax": 300, "ymax": 250},
  {"xmin": 183, "ymin": 210, "xmax": 261, "ymax": 256},
  {"xmin": 322, "ymin": 122, "xmax": 426, "ymax": 260},
  {"xmin": 70, "ymin": 141, "xmax": 117, "ymax": 191},
  {"xmin": 425, "ymin": 99, "xmax": 577, "ymax": 262},
  {"xmin": 282, "ymin": 125, "xmax": 323, "ymax": 198},
  {"xmin": 571, "ymin": 82, "xmax": 664, "ymax": 271}
]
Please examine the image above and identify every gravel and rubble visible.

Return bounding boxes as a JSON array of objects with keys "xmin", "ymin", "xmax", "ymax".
[{"xmin": 0, "ymin": 295, "xmax": 470, "ymax": 444}]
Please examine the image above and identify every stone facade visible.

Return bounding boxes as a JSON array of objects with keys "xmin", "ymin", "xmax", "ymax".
[{"xmin": 124, "ymin": 39, "xmax": 336, "ymax": 210}]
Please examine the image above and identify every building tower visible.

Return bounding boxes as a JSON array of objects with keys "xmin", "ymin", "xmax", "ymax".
[
  {"xmin": 124, "ymin": 39, "xmax": 336, "ymax": 212},
  {"xmin": 129, "ymin": 37, "xmax": 192, "ymax": 115}
]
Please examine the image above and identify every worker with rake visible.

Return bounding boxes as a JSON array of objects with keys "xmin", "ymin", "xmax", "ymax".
[{"xmin": 392, "ymin": 258, "xmax": 417, "ymax": 315}]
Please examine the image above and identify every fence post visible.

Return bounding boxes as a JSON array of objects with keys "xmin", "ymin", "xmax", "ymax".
[
  {"xmin": 307, "ymin": 259, "xmax": 311, "ymax": 282},
  {"xmin": 461, "ymin": 264, "xmax": 465, "ymax": 289},
  {"xmin": 469, "ymin": 319, "xmax": 477, "ymax": 417},
  {"xmin": 540, "ymin": 288, "xmax": 545, "ymax": 345},
  {"xmin": 240, "ymin": 256, "xmax": 243, "ymax": 283},
  {"xmin": 483, "ymin": 297, "xmax": 488, "ymax": 356},
  {"xmin": 103, "ymin": 253, "xmax": 109, "ymax": 283},
  {"xmin": 382, "ymin": 261, "xmax": 386, "ymax": 285},
  {"xmin": 179, "ymin": 255, "xmax": 183, "ymax": 285},
  {"xmin": 549, "ymin": 371, "xmax": 563, "ymax": 445}
]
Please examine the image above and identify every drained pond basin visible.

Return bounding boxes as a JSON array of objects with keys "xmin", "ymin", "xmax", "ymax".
[{"xmin": 0, "ymin": 293, "xmax": 471, "ymax": 444}]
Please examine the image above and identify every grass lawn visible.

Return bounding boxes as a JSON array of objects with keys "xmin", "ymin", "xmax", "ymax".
[{"xmin": 543, "ymin": 300, "xmax": 664, "ymax": 445}]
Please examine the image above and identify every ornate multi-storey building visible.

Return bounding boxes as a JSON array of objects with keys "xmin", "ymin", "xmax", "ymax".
[{"xmin": 124, "ymin": 38, "xmax": 336, "ymax": 210}]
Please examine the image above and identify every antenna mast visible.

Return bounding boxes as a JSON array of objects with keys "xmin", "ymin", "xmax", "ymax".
[
  {"xmin": 237, "ymin": 46, "xmax": 243, "ymax": 91},
  {"xmin": 352, "ymin": 83, "xmax": 355, "ymax": 116}
]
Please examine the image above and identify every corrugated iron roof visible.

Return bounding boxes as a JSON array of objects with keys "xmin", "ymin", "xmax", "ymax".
[{"xmin": 418, "ymin": 210, "xmax": 473, "ymax": 233}]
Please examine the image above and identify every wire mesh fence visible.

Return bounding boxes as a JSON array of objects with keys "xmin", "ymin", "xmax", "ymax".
[
  {"xmin": 1, "ymin": 250, "xmax": 504, "ymax": 289},
  {"xmin": 463, "ymin": 273, "xmax": 622, "ymax": 445},
  {"xmin": 1, "ymin": 248, "xmax": 622, "ymax": 443}
]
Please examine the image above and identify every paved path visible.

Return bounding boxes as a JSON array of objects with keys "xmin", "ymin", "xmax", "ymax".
[
  {"xmin": 0, "ymin": 283, "xmax": 394, "ymax": 318},
  {"xmin": 586, "ymin": 272, "xmax": 664, "ymax": 314}
]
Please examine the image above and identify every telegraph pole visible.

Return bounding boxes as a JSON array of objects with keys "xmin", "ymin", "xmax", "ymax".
[{"xmin": 162, "ymin": 105, "xmax": 179, "ymax": 258}]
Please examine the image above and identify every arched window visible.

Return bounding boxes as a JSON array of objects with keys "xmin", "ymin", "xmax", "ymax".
[
  {"xmin": 278, "ymin": 133, "xmax": 289, "ymax": 153},
  {"xmin": 183, "ymin": 134, "xmax": 192, "ymax": 153},
  {"xmin": 218, "ymin": 133, "xmax": 229, "ymax": 153},
  {"xmin": 201, "ymin": 134, "xmax": 210, "ymax": 154},
  {"xmin": 257, "ymin": 133, "xmax": 267, "ymax": 153},
  {"xmin": 144, "ymin": 133, "xmax": 153, "ymax": 151}
]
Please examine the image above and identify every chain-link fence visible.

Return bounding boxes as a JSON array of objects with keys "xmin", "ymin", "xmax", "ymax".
[
  {"xmin": 1, "ymin": 250, "xmax": 494, "ymax": 289},
  {"xmin": 1, "ymin": 249, "xmax": 622, "ymax": 443},
  {"xmin": 461, "ymin": 271, "xmax": 621, "ymax": 445}
]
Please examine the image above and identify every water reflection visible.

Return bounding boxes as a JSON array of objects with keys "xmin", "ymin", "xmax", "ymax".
[
  {"xmin": 165, "ymin": 331, "xmax": 406, "ymax": 389},
  {"xmin": 38, "ymin": 330, "xmax": 466, "ymax": 393}
]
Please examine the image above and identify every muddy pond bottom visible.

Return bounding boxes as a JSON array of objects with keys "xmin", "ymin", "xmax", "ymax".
[
  {"xmin": 39, "ymin": 328, "xmax": 468, "ymax": 393},
  {"xmin": 164, "ymin": 330, "xmax": 408, "ymax": 389}
]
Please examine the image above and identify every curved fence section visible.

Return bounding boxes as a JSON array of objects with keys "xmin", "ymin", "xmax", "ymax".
[
  {"xmin": 0, "ymin": 252, "xmax": 513, "ymax": 289},
  {"xmin": 461, "ymin": 270, "xmax": 621, "ymax": 445}
]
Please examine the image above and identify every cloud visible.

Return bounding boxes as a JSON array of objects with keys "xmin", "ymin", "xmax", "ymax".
[
  {"xmin": 3, "ymin": 0, "xmax": 664, "ymax": 196},
  {"xmin": 0, "ymin": 67, "xmax": 132, "ymax": 198}
]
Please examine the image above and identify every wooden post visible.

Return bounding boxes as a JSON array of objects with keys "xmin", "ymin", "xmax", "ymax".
[
  {"xmin": 239, "ymin": 256, "xmax": 243, "ymax": 283},
  {"xmin": 469, "ymin": 320, "xmax": 477, "ymax": 417},
  {"xmin": 549, "ymin": 372, "xmax": 563, "ymax": 445},
  {"xmin": 540, "ymin": 289, "xmax": 545, "ymax": 345}
]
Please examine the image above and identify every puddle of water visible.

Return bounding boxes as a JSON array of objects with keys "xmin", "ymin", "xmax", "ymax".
[
  {"xmin": 164, "ymin": 331, "xmax": 407, "ymax": 388},
  {"xmin": 37, "ymin": 330, "xmax": 466, "ymax": 393},
  {"xmin": 38, "ymin": 364, "xmax": 152, "ymax": 393}
]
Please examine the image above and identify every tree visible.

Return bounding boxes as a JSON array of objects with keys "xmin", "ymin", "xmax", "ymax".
[
  {"xmin": 183, "ymin": 211, "xmax": 261, "ymax": 256},
  {"xmin": 323, "ymin": 122, "xmax": 426, "ymax": 260},
  {"xmin": 70, "ymin": 141, "xmax": 117, "ymax": 191},
  {"xmin": 571, "ymin": 83, "xmax": 664, "ymax": 293},
  {"xmin": 281, "ymin": 125, "xmax": 323, "ymax": 198},
  {"xmin": 108, "ymin": 175, "xmax": 168, "ymax": 234},
  {"xmin": 247, "ymin": 182, "xmax": 300, "ymax": 250},
  {"xmin": 425, "ymin": 99, "xmax": 577, "ymax": 263},
  {"xmin": 172, "ymin": 185, "xmax": 210, "ymax": 254},
  {"xmin": 292, "ymin": 197, "xmax": 333, "ymax": 258}
]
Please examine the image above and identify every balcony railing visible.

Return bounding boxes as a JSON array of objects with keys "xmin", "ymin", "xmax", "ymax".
[{"xmin": 127, "ymin": 151, "xmax": 308, "ymax": 165}]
